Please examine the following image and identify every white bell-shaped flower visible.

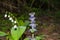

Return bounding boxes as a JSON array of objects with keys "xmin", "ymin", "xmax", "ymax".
[
  {"xmin": 9, "ymin": 17, "xmax": 13, "ymax": 20},
  {"xmin": 8, "ymin": 15, "xmax": 10, "ymax": 18},
  {"xmin": 11, "ymin": 19, "xmax": 14, "ymax": 22},
  {"xmin": 14, "ymin": 21, "xmax": 17, "ymax": 23},
  {"xmin": 13, "ymin": 25, "xmax": 17, "ymax": 28},
  {"xmin": 4, "ymin": 14, "xmax": 7, "ymax": 17}
]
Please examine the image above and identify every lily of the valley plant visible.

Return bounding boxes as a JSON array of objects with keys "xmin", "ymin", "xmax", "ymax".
[{"xmin": 0, "ymin": 11, "xmax": 29, "ymax": 40}]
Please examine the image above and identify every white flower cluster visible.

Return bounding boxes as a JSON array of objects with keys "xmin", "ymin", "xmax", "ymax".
[
  {"xmin": 4, "ymin": 12, "xmax": 17, "ymax": 29},
  {"xmin": 29, "ymin": 12, "xmax": 37, "ymax": 32}
]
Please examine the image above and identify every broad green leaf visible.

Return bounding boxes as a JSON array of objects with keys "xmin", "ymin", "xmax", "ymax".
[
  {"xmin": 18, "ymin": 20, "xmax": 29, "ymax": 26},
  {"xmin": 0, "ymin": 31, "xmax": 7, "ymax": 36},
  {"xmin": 36, "ymin": 36, "xmax": 41, "ymax": 40},
  {"xmin": 19, "ymin": 26, "xmax": 26, "ymax": 38},
  {"xmin": 11, "ymin": 26, "xmax": 26, "ymax": 40},
  {"xmin": 24, "ymin": 21, "xmax": 29, "ymax": 26},
  {"xmin": 35, "ymin": 35, "xmax": 44, "ymax": 40},
  {"xmin": 24, "ymin": 36, "xmax": 42, "ymax": 40},
  {"xmin": 6, "ymin": 32, "xmax": 13, "ymax": 40},
  {"xmin": 9, "ymin": 36, "xmax": 14, "ymax": 40},
  {"xmin": 18, "ymin": 20, "xmax": 24, "ymax": 26},
  {"xmin": 24, "ymin": 38, "xmax": 29, "ymax": 40},
  {"xmin": 7, "ymin": 35, "xmax": 13, "ymax": 40}
]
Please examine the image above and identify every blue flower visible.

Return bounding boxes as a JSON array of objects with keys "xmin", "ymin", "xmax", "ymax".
[
  {"xmin": 29, "ymin": 12, "xmax": 35, "ymax": 17},
  {"xmin": 29, "ymin": 23, "xmax": 36, "ymax": 28},
  {"xmin": 31, "ymin": 20, "xmax": 35, "ymax": 24},
  {"xmin": 29, "ymin": 17, "xmax": 35, "ymax": 21}
]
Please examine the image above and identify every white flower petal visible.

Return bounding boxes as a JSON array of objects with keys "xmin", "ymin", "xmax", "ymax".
[
  {"xmin": 4, "ymin": 14, "xmax": 7, "ymax": 17},
  {"xmin": 9, "ymin": 17, "xmax": 13, "ymax": 20},
  {"xmin": 14, "ymin": 21, "xmax": 17, "ymax": 23},
  {"xmin": 13, "ymin": 25, "xmax": 17, "ymax": 28},
  {"xmin": 11, "ymin": 20, "xmax": 14, "ymax": 22},
  {"xmin": 8, "ymin": 15, "xmax": 10, "ymax": 18}
]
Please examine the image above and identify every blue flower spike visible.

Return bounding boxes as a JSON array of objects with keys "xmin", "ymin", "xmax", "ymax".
[{"xmin": 29, "ymin": 12, "xmax": 37, "ymax": 40}]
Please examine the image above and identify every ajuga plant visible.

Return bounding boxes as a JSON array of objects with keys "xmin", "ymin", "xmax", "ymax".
[
  {"xmin": 0, "ymin": 11, "xmax": 29, "ymax": 40},
  {"xmin": 24, "ymin": 12, "xmax": 44, "ymax": 40}
]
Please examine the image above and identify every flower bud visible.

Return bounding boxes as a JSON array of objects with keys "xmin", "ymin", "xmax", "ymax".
[
  {"xmin": 9, "ymin": 17, "xmax": 13, "ymax": 20},
  {"xmin": 29, "ymin": 12, "xmax": 35, "ymax": 16},
  {"xmin": 8, "ymin": 15, "xmax": 10, "ymax": 18},
  {"xmin": 31, "ymin": 20, "xmax": 35, "ymax": 24}
]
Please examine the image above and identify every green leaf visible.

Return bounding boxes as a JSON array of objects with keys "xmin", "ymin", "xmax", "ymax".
[
  {"xmin": 36, "ymin": 36, "xmax": 41, "ymax": 40},
  {"xmin": 24, "ymin": 38, "xmax": 29, "ymax": 40},
  {"xmin": 0, "ymin": 31, "xmax": 7, "ymax": 36},
  {"xmin": 30, "ymin": 29, "xmax": 36, "ymax": 33},
  {"xmin": 11, "ymin": 26, "xmax": 26, "ymax": 40},
  {"xmin": 24, "ymin": 21, "xmax": 29, "ymax": 26},
  {"xmin": 18, "ymin": 20, "xmax": 24, "ymax": 26},
  {"xmin": 35, "ymin": 35, "xmax": 44, "ymax": 40},
  {"xmin": 6, "ymin": 32, "xmax": 14, "ymax": 40}
]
